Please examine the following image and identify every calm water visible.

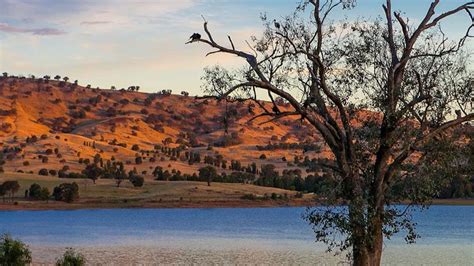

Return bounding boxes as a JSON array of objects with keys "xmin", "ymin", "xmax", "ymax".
[{"xmin": 0, "ymin": 206, "xmax": 473, "ymax": 265}]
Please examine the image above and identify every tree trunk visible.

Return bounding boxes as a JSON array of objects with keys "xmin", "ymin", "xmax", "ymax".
[
  {"xmin": 349, "ymin": 188, "xmax": 384, "ymax": 266},
  {"xmin": 352, "ymin": 216, "xmax": 383, "ymax": 266}
]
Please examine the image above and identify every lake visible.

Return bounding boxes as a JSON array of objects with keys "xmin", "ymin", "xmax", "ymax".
[{"xmin": 0, "ymin": 206, "xmax": 473, "ymax": 265}]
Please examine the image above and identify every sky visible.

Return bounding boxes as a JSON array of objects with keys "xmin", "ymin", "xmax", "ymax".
[{"xmin": 0, "ymin": 0, "xmax": 471, "ymax": 95}]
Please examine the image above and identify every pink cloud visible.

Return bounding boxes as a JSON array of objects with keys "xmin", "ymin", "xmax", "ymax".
[{"xmin": 0, "ymin": 23, "xmax": 65, "ymax": 35}]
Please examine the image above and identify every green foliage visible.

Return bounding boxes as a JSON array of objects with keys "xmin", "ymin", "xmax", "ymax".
[
  {"xmin": 0, "ymin": 234, "xmax": 32, "ymax": 266},
  {"xmin": 53, "ymin": 183, "xmax": 79, "ymax": 203},
  {"xmin": 82, "ymin": 163, "xmax": 103, "ymax": 183},
  {"xmin": 128, "ymin": 171, "xmax": 144, "ymax": 187},
  {"xmin": 198, "ymin": 166, "xmax": 218, "ymax": 186},
  {"xmin": 28, "ymin": 183, "xmax": 41, "ymax": 199},
  {"xmin": 56, "ymin": 248, "xmax": 85, "ymax": 266},
  {"xmin": 29, "ymin": 183, "xmax": 51, "ymax": 201},
  {"xmin": 0, "ymin": 181, "xmax": 20, "ymax": 201}
]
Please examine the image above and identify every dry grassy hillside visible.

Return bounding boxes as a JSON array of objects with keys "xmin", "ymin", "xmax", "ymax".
[{"xmin": 0, "ymin": 75, "xmax": 377, "ymax": 180}]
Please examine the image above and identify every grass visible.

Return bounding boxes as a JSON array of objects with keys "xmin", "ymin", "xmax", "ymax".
[
  {"xmin": 0, "ymin": 172, "xmax": 313, "ymax": 210},
  {"xmin": 1, "ymin": 172, "xmax": 472, "ymax": 209}
]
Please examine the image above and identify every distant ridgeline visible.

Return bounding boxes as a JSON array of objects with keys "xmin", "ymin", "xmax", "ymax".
[{"xmin": 0, "ymin": 74, "xmax": 471, "ymax": 201}]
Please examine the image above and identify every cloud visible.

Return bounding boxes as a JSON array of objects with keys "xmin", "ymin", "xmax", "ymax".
[
  {"xmin": 0, "ymin": 23, "xmax": 65, "ymax": 35},
  {"xmin": 80, "ymin": 21, "xmax": 111, "ymax": 25}
]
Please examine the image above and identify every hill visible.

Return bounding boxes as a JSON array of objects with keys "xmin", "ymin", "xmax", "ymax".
[
  {"xmin": 0, "ymin": 74, "xmax": 471, "ymax": 209},
  {"xmin": 0, "ymin": 75, "xmax": 347, "ymax": 177}
]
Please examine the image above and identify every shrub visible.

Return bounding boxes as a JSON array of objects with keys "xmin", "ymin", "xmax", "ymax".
[
  {"xmin": 129, "ymin": 175, "xmax": 144, "ymax": 187},
  {"xmin": 38, "ymin": 168, "xmax": 49, "ymax": 176},
  {"xmin": 135, "ymin": 157, "xmax": 142, "ymax": 164},
  {"xmin": 56, "ymin": 248, "xmax": 85, "ymax": 266},
  {"xmin": 0, "ymin": 234, "xmax": 32, "ymax": 265},
  {"xmin": 241, "ymin": 194, "xmax": 257, "ymax": 200},
  {"xmin": 295, "ymin": 192, "xmax": 304, "ymax": 198},
  {"xmin": 131, "ymin": 144, "xmax": 140, "ymax": 151}
]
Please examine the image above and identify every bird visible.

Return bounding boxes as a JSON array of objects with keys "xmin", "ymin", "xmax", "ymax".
[
  {"xmin": 187, "ymin": 33, "xmax": 201, "ymax": 44},
  {"xmin": 455, "ymin": 109, "xmax": 462, "ymax": 119},
  {"xmin": 273, "ymin": 19, "xmax": 280, "ymax": 30}
]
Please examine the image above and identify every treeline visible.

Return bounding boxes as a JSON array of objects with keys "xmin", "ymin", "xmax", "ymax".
[
  {"xmin": 0, "ymin": 180, "xmax": 79, "ymax": 203},
  {"xmin": 256, "ymin": 142, "xmax": 322, "ymax": 152},
  {"xmin": 153, "ymin": 166, "xmax": 255, "ymax": 186}
]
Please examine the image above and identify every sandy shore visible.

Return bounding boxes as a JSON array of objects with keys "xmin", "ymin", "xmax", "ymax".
[
  {"xmin": 1, "ymin": 198, "xmax": 472, "ymax": 211},
  {"xmin": 30, "ymin": 244, "xmax": 474, "ymax": 265},
  {"xmin": 0, "ymin": 198, "xmax": 318, "ymax": 211}
]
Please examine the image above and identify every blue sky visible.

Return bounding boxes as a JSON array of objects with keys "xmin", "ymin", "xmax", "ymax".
[{"xmin": 0, "ymin": 0, "xmax": 471, "ymax": 95}]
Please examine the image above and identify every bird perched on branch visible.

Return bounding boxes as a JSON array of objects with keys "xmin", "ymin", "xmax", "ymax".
[
  {"xmin": 273, "ymin": 19, "xmax": 281, "ymax": 30},
  {"xmin": 455, "ymin": 109, "xmax": 462, "ymax": 119},
  {"xmin": 186, "ymin": 33, "xmax": 201, "ymax": 44}
]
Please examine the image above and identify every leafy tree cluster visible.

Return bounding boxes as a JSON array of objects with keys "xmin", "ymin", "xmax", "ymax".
[
  {"xmin": 256, "ymin": 142, "xmax": 322, "ymax": 152},
  {"xmin": 0, "ymin": 181, "xmax": 20, "ymax": 202},
  {"xmin": 28, "ymin": 183, "xmax": 50, "ymax": 201},
  {"xmin": 0, "ymin": 234, "xmax": 32, "ymax": 265},
  {"xmin": 53, "ymin": 182, "xmax": 79, "ymax": 203},
  {"xmin": 80, "ymin": 160, "xmax": 145, "ymax": 188},
  {"xmin": 153, "ymin": 166, "xmax": 255, "ymax": 185}
]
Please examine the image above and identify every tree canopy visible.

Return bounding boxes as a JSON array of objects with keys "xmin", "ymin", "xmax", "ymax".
[{"xmin": 190, "ymin": 0, "xmax": 473, "ymax": 264}]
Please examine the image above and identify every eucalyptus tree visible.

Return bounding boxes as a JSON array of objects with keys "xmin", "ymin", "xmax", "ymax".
[{"xmin": 189, "ymin": 0, "xmax": 473, "ymax": 264}]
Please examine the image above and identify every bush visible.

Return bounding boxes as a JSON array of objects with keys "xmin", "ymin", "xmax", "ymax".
[
  {"xmin": 129, "ymin": 175, "xmax": 144, "ymax": 187},
  {"xmin": 38, "ymin": 168, "xmax": 49, "ymax": 176},
  {"xmin": 135, "ymin": 156, "xmax": 142, "ymax": 164},
  {"xmin": 0, "ymin": 234, "xmax": 32, "ymax": 265},
  {"xmin": 241, "ymin": 194, "xmax": 257, "ymax": 200},
  {"xmin": 131, "ymin": 144, "xmax": 140, "ymax": 151},
  {"xmin": 56, "ymin": 248, "xmax": 85, "ymax": 266}
]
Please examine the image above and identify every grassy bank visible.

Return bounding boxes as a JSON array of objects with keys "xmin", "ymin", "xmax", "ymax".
[
  {"xmin": 1, "ymin": 173, "xmax": 472, "ymax": 210},
  {"xmin": 0, "ymin": 172, "xmax": 314, "ymax": 210}
]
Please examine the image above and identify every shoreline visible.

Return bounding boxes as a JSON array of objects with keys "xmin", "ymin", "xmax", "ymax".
[{"xmin": 1, "ymin": 198, "xmax": 472, "ymax": 211}]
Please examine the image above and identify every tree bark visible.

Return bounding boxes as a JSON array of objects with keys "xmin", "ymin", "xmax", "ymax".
[
  {"xmin": 350, "ymin": 192, "xmax": 384, "ymax": 266},
  {"xmin": 352, "ymin": 222, "xmax": 383, "ymax": 266}
]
